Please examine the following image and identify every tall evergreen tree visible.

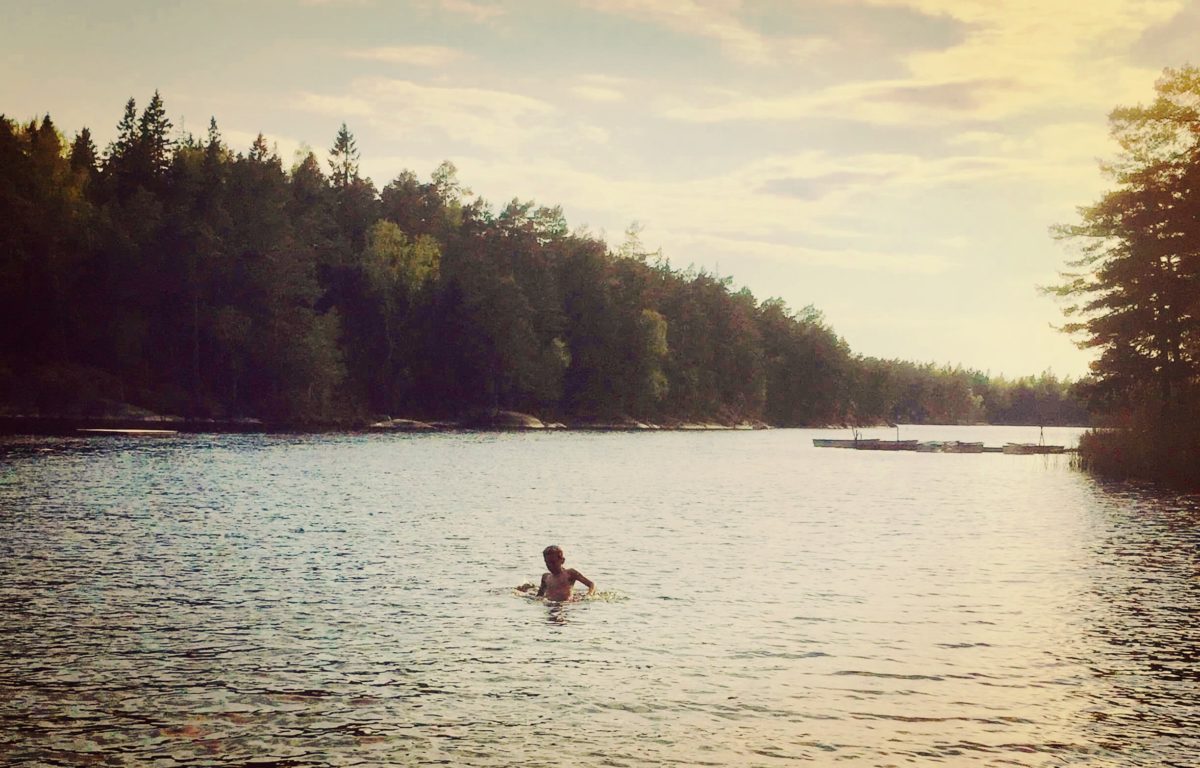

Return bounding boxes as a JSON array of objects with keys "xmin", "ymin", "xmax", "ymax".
[
  {"xmin": 107, "ymin": 98, "xmax": 138, "ymax": 165},
  {"xmin": 1052, "ymin": 66, "xmax": 1200, "ymax": 413},
  {"xmin": 249, "ymin": 132, "xmax": 271, "ymax": 163},
  {"xmin": 328, "ymin": 123, "xmax": 359, "ymax": 189},
  {"xmin": 69, "ymin": 128, "xmax": 98, "ymax": 176},
  {"xmin": 138, "ymin": 91, "xmax": 174, "ymax": 179}
]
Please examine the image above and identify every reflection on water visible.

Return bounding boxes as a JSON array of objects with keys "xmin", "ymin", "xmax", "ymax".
[
  {"xmin": 1072, "ymin": 486, "xmax": 1200, "ymax": 766},
  {"xmin": 1, "ymin": 429, "xmax": 1197, "ymax": 766}
]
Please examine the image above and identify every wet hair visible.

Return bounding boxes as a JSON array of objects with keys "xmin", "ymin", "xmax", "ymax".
[{"xmin": 543, "ymin": 545, "xmax": 562, "ymax": 557}]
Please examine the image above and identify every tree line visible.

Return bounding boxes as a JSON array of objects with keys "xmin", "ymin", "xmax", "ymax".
[
  {"xmin": 1053, "ymin": 66, "xmax": 1200, "ymax": 487},
  {"xmin": 0, "ymin": 93, "xmax": 1086, "ymax": 427}
]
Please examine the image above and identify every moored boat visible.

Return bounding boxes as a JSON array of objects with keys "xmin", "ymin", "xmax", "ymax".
[
  {"xmin": 813, "ymin": 438, "xmax": 880, "ymax": 448},
  {"xmin": 942, "ymin": 441, "xmax": 985, "ymax": 453},
  {"xmin": 1002, "ymin": 443, "xmax": 1066, "ymax": 455},
  {"xmin": 861, "ymin": 439, "xmax": 919, "ymax": 451}
]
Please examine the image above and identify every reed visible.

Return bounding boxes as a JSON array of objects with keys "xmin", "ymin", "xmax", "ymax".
[{"xmin": 1075, "ymin": 406, "xmax": 1200, "ymax": 490}]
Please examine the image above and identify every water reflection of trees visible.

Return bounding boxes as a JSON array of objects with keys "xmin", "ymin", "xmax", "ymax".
[{"xmin": 1075, "ymin": 485, "xmax": 1199, "ymax": 765}]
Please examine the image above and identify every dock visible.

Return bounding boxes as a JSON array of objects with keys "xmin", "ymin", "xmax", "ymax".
[{"xmin": 813, "ymin": 439, "xmax": 1070, "ymax": 454}]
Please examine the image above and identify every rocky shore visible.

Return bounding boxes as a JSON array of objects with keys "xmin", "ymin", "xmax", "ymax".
[{"xmin": 1, "ymin": 407, "xmax": 770, "ymax": 435}]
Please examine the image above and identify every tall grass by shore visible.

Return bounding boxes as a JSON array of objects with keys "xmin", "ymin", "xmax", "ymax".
[{"xmin": 1075, "ymin": 412, "xmax": 1200, "ymax": 491}]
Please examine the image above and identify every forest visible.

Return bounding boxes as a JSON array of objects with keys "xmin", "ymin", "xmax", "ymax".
[{"xmin": 0, "ymin": 93, "xmax": 1087, "ymax": 429}]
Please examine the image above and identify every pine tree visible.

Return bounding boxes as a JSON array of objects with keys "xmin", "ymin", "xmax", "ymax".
[
  {"xmin": 138, "ymin": 91, "xmax": 173, "ymax": 177},
  {"xmin": 249, "ymin": 133, "xmax": 271, "ymax": 163},
  {"xmin": 69, "ymin": 128, "xmax": 98, "ymax": 175},
  {"xmin": 328, "ymin": 123, "xmax": 359, "ymax": 189},
  {"xmin": 107, "ymin": 97, "xmax": 137, "ymax": 165},
  {"xmin": 1052, "ymin": 66, "xmax": 1200, "ymax": 412}
]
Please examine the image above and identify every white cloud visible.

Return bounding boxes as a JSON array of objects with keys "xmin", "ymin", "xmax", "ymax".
[
  {"xmin": 295, "ymin": 92, "xmax": 375, "ymax": 118},
  {"xmin": 889, "ymin": 0, "xmax": 1176, "ymax": 119},
  {"xmin": 346, "ymin": 46, "xmax": 467, "ymax": 68},
  {"xmin": 447, "ymin": 150, "xmax": 907, "ymax": 260},
  {"xmin": 943, "ymin": 120, "xmax": 1118, "ymax": 209},
  {"xmin": 579, "ymin": 0, "xmax": 834, "ymax": 66},
  {"xmin": 571, "ymin": 85, "xmax": 626, "ymax": 103},
  {"xmin": 744, "ymin": 150, "xmax": 1031, "ymax": 203},
  {"xmin": 662, "ymin": 76, "xmax": 1025, "ymax": 125},
  {"xmin": 297, "ymin": 77, "xmax": 569, "ymax": 153},
  {"xmin": 577, "ymin": 125, "xmax": 611, "ymax": 143},
  {"xmin": 363, "ymin": 78, "xmax": 552, "ymax": 148},
  {"xmin": 670, "ymin": 232, "xmax": 952, "ymax": 274},
  {"xmin": 568, "ymin": 74, "xmax": 631, "ymax": 103},
  {"xmin": 657, "ymin": 0, "xmax": 1179, "ymax": 127},
  {"xmin": 583, "ymin": 0, "xmax": 767, "ymax": 64},
  {"xmin": 438, "ymin": 0, "xmax": 505, "ymax": 23}
]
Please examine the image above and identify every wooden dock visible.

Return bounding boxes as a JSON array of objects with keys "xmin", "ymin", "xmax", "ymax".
[{"xmin": 813, "ymin": 439, "xmax": 1070, "ymax": 454}]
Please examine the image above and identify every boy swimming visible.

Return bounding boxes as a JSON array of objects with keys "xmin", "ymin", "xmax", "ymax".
[{"xmin": 536, "ymin": 545, "xmax": 595, "ymax": 601}]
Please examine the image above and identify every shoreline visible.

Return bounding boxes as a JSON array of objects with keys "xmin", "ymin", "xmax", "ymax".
[
  {"xmin": 0, "ymin": 413, "xmax": 774, "ymax": 436},
  {"xmin": 0, "ymin": 412, "xmax": 1091, "ymax": 436}
]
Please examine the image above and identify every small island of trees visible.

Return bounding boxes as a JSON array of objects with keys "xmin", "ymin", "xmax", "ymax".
[{"xmin": 2, "ymin": 92, "xmax": 1090, "ymax": 438}]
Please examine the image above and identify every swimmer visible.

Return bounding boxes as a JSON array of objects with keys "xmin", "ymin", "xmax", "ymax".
[{"xmin": 536, "ymin": 545, "xmax": 595, "ymax": 601}]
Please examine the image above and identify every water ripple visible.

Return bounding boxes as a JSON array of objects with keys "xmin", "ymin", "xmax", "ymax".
[{"xmin": 1, "ymin": 429, "xmax": 1197, "ymax": 766}]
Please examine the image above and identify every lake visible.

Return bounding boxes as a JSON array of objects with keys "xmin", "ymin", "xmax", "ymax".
[{"xmin": 1, "ymin": 426, "xmax": 1197, "ymax": 766}]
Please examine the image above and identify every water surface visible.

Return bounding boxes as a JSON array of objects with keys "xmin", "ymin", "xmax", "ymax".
[{"xmin": 1, "ymin": 427, "xmax": 1197, "ymax": 766}]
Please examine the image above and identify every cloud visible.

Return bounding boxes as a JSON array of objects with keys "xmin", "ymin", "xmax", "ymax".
[
  {"xmin": 878, "ymin": 0, "xmax": 1180, "ymax": 116},
  {"xmin": 745, "ymin": 150, "xmax": 1042, "ymax": 213},
  {"xmin": 1132, "ymin": 2, "xmax": 1200, "ymax": 65},
  {"xmin": 657, "ymin": 0, "xmax": 1180, "ymax": 127},
  {"xmin": 946, "ymin": 130, "xmax": 1018, "ymax": 152},
  {"xmin": 580, "ymin": 0, "xmax": 773, "ymax": 65},
  {"xmin": 874, "ymin": 79, "xmax": 1014, "ymax": 110},
  {"xmin": 367, "ymin": 136, "xmax": 1089, "ymax": 279},
  {"xmin": 670, "ymin": 232, "xmax": 952, "ymax": 274},
  {"xmin": 346, "ymin": 46, "xmax": 467, "ymax": 67},
  {"xmin": 663, "ymin": 76, "xmax": 1024, "ymax": 125},
  {"xmin": 568, "ymin": 75, "xmax": 631, "ymax": 103},
  {"xmin": 437, "ymin": 0, "xmax": 505, "ymax": 23},
  {"xmin": 445, "ymin": 149, "xmax": 929, "ymax": 260},
  {"xmin": 297, "ymin": 77, "xmax": 566, "ymax": 152},
  {"xmin": 570, "ymin": 85, "xmax": 626, "ymax": 103},
  {"xmin": 760, "ymin": 171, "xmax": 896, "ymax": 200},
  {"xmin": 295, "ymin": 92, "xmax": 374, "ymax": 118}
]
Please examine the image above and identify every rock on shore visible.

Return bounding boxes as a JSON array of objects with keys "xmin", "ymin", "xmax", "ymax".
[{"xmin": 368, "ymin": 418, "xmax": 437, "ymax": 431}]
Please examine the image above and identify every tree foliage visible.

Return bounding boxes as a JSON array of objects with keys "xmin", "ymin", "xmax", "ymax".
[
  {"xmin": 1052, "ymin": 66, "xmax": 1200, "ymax": 413},
  {"xmin": 1051, "ymin": 66, "xmax": 1200, "ymax": 487}
]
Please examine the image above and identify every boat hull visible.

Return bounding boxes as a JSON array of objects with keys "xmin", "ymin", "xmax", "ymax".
[
  {"xmin": 1002, "ymin": 443, "xmax": 1066, "ymax": 455},
  {"xmin": 812, "ymin": 438, "xmax": 880, "ymax": 448}
]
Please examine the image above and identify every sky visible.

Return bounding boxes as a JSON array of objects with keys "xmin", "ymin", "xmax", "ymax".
[{"xmin": 3, "ymin": 0, "xmax": 1196, "ymax": 379}]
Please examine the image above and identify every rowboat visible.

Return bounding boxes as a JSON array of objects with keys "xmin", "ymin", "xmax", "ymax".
[
  {"xmin": 1002, "ymin": 443, "xmax": 1066, "ymax": 455},
  {"xmin": 860, "ymin": 439, "xmax": 919, "ymax": 451},
  {"xmin": 942, "ymin": 441, "xmax": 984, "ymax": 453},
  {"xmin": 812, "ymin": 438, "xmax": 879, "ymax": 448}
]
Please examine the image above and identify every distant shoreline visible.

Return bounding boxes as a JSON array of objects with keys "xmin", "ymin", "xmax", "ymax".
[
  {"xmin": 0, "ymin": 411, "xmax": 1089, "ymax": 436},
  {"xmin": 0, "ymin": 412, "xmax": 770, "ymax": 435}
]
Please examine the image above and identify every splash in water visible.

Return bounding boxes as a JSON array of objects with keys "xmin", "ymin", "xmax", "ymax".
[{"xmin": 510, "ymin": 583, "xmax": 626, "ymax": 602}]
